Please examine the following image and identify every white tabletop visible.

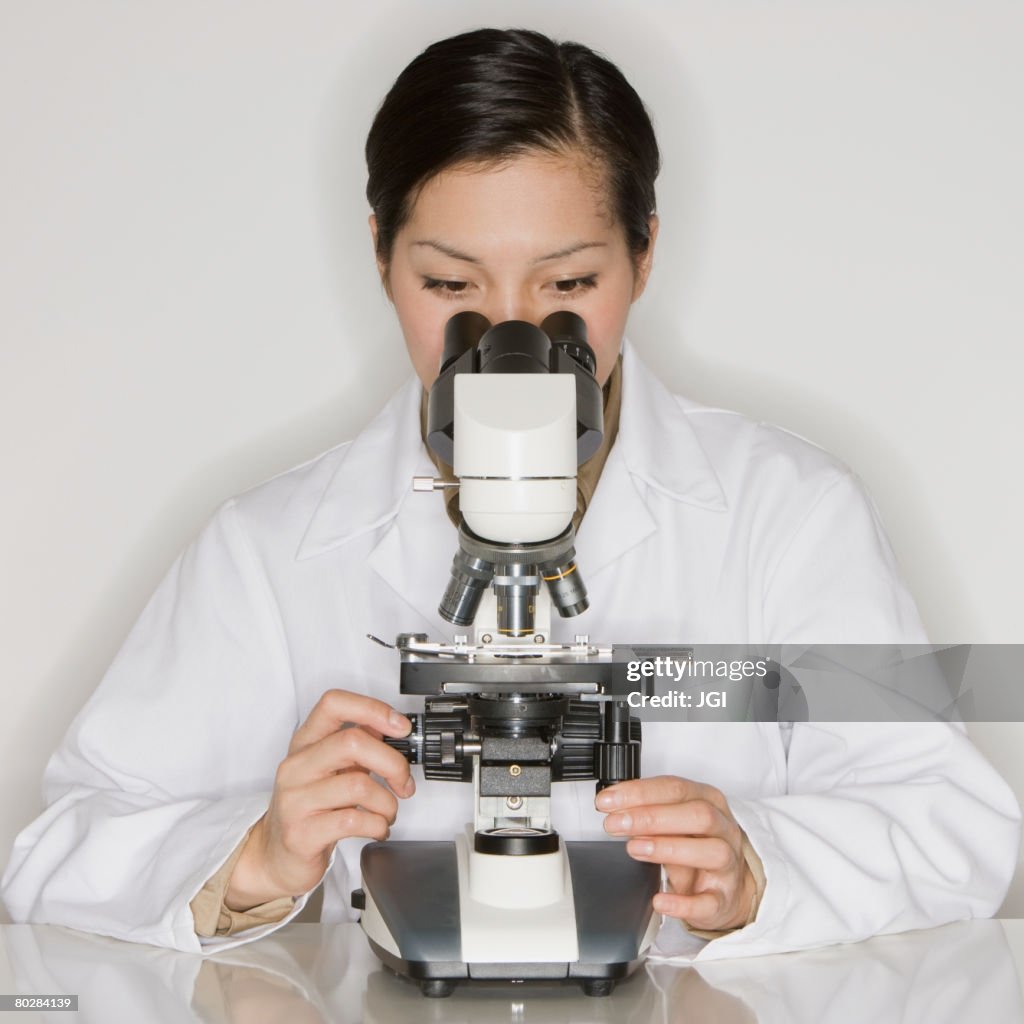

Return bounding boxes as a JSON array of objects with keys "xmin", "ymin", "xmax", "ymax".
[{"xmin": 1, "ymin": 920, "xmax": 1023, "ymax": 1023}]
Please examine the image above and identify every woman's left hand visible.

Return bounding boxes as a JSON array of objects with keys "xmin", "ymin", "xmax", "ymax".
[{"xmin": 597, "ymin": 775, "xmax": 756, "ymax": 932}]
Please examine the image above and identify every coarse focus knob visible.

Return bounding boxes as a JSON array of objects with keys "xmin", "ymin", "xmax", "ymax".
[
  {"xmin": 595, "ymin": 740, "xmax": 641, "ymax": 789},
  {"xmin": 421, "ymin": 703, "xmax": 474, "ymax": 782},
  {"xmin": 551, "ymin": 700, "xmax": 602, "ymax": 781}
]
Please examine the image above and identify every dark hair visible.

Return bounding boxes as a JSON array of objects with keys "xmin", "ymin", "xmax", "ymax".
[{"xmin": 365, "ymin": 28, "xmax": 660, "ymax": 266}]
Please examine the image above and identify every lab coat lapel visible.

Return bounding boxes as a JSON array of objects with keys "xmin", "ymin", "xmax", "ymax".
[
  {"xmin": 616, "ymin": 340, "xmax": 727, "ymax": 512},
  {"xmin": 296, "ymin": 376, "xmax": 426, "ymax": 558},
  {"xmin": 574, "ymin": 440, "xmax": 655, "ymax": 580},
  {"xmin": 296, "ymin": 372, "xmax": 460, "ymax": 630},
  {"xmin": 575, "ymin": 340, "xmax": 727, "ymax": 579},
  {"xmin": 365, "ymin": 467, "xmax": 461, "ymax": 634}
]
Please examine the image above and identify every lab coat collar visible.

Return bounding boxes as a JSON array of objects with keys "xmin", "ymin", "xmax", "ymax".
[
  {"xmin": 296, "ymin": 377, "xmax": 430, "ymax": 561},
  {"xmin": 296, "ymin": 338, "xmax": 726, "ymax": 565},
  {"xmin": 615, "ymin": 339, "xmax": 727, "ymax": 512}
]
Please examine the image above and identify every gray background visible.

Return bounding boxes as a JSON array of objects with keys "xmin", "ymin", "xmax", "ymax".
[{"xmin": 2, "ymin": 0, "xmax": 1022, "ymax": 921}]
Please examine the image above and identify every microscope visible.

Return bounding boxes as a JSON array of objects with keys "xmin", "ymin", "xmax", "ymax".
[{"xmin": 352, "ymin": 312, "xmax": 661, "ymax": 997}]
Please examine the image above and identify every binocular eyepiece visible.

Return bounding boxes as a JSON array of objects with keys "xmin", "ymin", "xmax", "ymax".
[{"xmin": 438, "ymin": 310, "xmax": 597, "ymax": 379}]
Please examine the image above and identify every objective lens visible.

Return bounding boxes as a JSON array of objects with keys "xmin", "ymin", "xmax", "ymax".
[
  {"xmin": 494, "ymin": 563, "xmax": 540, "ymax": 637},
  {"xmin": 540, "ymin": 557, "xmax": 589, "ymax": 618},
  {"xmin": 439, "ymin": 550, "xmax": 494, "ymax": 626}
]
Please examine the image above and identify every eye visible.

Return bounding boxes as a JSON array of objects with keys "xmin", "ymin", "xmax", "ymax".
[
  {"xmin": 552, "ymin": 275, "xmax": 598, "ymax": 296},
  {"xmin": 422, "ymin": 277, "xmax": 470, "ymax": 299}
]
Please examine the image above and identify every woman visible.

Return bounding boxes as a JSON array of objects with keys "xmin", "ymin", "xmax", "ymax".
[{"xmin": 2, "ymin": 28, "xmax": 1018, "ymax": 960}]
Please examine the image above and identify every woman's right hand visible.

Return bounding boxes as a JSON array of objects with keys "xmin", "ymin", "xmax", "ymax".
[{"xmin": 225, "ymin": 689, "xmax": 415, "ymax": 911}]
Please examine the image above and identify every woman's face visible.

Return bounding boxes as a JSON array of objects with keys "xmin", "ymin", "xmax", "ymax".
[{"xmin": 372, "ymin": 150, "xmax": 657, "ymax": 389}]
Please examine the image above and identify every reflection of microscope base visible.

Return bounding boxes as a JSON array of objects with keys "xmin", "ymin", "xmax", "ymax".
[{"xmin": 356, "ymin": 838, "xmax": 661, "ymax": 997}]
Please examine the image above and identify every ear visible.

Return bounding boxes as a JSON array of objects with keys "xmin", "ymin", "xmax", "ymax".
[
  {"xmin": 631, "ymin": 213, "xmax": 659, "ymax": 301},
  {"xmin": 368, "ymin": 213, "xmax": 392, "ymax": 299}
]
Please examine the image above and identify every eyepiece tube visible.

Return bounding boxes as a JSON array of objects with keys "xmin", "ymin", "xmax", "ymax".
[
  {"xmin": 477, "ymin": 320, "xmax": 551, "ymax": 375},
  {"xmin": 540, "ymin": 311, "xmax": 596, "ymax": 376},
  {"xmin": 440, "ymin": 311, "xmax": 491, "ymax": 374}
]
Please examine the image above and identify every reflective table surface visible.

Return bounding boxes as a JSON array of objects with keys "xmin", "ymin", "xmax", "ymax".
[{"xmin": 2, "ymin": 920, "xmax": 1023, "ymax": 1023}]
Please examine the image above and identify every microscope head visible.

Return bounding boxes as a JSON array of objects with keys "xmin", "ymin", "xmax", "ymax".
[{"xmin": 425, "ymin": 312, "xmax": 604, "ymax": 637}]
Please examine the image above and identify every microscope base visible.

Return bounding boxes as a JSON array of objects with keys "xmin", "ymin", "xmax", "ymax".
[{"xmin": 355, "ymin": 839, "xmax": 661, "ymax": 998}]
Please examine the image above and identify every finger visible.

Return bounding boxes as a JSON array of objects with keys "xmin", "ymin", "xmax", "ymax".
[
  {"xmin": 291, "ymin": 689, "xmax": 411, "ymax": 753},
  {"xmin": 281, "ymin": 727, "xmax": 415, "ymax": 797},
  {"xmin": 653, "ymin": 889, "xmax": 723, "ymax": 926},
  {"xmin": 663, "ymin": 863, "xmax": 698, "ymax": 896},
  {"xmin": 596, "ymin": 776, "xmax": 728, "ymax": 814},
  {"xmin": 626, "ymin": 835, "xmax": 738, "ymax": 873},
  {"xmin": 603, "ymin": 800, "xmax": 734, "ymax": 840},
  {"xmin": 288, "ymin": 770, "xmax": 401, "ymax": 825},
  {"xmin": 302, "ymin": 807, "xmax": 393, "ymax": 850}
]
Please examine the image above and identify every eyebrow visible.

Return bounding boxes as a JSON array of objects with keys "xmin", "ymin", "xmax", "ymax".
[{"xmin": 412, "ymin": 240, "xmax": 607, "ymax": 265}]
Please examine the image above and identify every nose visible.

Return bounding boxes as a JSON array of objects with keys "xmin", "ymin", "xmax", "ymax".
[{"xmin": 481, "ymin": 286, "xmax": 545, "ymax": 328}]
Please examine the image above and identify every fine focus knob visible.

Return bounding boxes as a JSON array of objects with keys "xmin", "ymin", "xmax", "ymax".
[
  {"xmin": 440, "ymin": 731, "xmax": 457, "ymax": 766},
  {"xmin": 383, "ymin": 714, "xmax": 423, "ymax": 764}
]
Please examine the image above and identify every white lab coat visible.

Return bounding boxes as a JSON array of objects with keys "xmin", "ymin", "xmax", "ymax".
[{"xmin": 2, "ymin": 340, "xmax": 1019, "ymax": 959}]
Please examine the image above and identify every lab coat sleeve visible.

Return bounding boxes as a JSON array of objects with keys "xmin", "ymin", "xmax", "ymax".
[
  {"xmin": 666, "ymin": 472, "xmax": 1021, "ymax": 961},
  {"xmin": 190, "ymin": 827, "xmax": 295, "ymax": 937},
  {"xmin": 0, "ymin": 500, "xmax": 322, "ymax": 953}
]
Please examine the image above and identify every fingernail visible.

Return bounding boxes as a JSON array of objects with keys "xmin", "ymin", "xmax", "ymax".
[
  {"xmin": 605, "ymin": 812, "xmax": 632, "ymax": 834},
  {"xmin": 402, "ymin": 776, "xmax": 416, "ymax": 797},
  {"xmin": 596, "ymin": 790, "xmax": 620, "ymax": 810},
  {"xmin": 630, "ymin": 840, "xmax": 655, "ymax": 857},
  {"xmin": 390, "ymin": 711, "xmax": 411, "ymax": 734}
]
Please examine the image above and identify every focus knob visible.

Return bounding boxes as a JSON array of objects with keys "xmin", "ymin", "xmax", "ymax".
[
  {"xmin": 383, "ymin": 714, "xmax": 423, "ymax": 764},
  {"xmin": 594, "ymin": 736, "xmax": 641, "ymax": 790}
]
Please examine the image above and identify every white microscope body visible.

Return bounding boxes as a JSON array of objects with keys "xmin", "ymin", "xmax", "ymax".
[{"xmin": 355, "ymin": 313, "xmax": 660, "ymax": 997}]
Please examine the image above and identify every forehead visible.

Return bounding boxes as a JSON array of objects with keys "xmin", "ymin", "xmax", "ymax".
[{"xmin": 401, "ymin": 152, "xmax": 619, "ymax": 254}]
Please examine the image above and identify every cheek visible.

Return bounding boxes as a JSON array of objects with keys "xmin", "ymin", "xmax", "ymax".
[
  {"xmin": 581, "ymin": 281, "xmax": 634, "ymax": 384},
  {"xmin": 390, "ymin": 281, "xmax": 446, "ymax": 387}
]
